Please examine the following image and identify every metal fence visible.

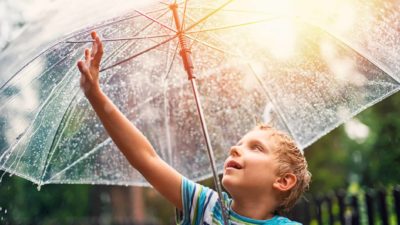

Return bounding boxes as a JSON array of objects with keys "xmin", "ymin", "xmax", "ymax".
[{"xmin": 287, "ymin": 186, "xmax": 400, "ymax": 225}]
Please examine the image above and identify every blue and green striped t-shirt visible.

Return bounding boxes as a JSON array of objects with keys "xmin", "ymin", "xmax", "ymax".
[{"xmin": 176, "ymin": 177, "xmax": 302, "ymax": 225}]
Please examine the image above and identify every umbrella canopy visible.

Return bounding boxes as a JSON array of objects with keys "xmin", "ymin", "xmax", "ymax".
[{"xmin": 0, "ymin": 0, "xmax": 399, "ymax": 187}]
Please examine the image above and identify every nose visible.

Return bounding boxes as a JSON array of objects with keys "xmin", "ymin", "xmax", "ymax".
[{"xmin": 229, "ymin": 145, "xmax": 242, "ymax": 157}]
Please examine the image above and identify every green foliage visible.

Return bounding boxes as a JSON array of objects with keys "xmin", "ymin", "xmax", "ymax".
[
  {"xmin": 0, "ymin": 175, "xmax": 90, "ymax": 224},
  {"xmin": 305, "ymin": 92, "xmax": 400, "ymax": 195}
]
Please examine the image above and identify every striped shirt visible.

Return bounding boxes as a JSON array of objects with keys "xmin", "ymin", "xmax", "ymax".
[{"xmin": 176, "ymin": 177, "xmax": 301, "ymax": 225}]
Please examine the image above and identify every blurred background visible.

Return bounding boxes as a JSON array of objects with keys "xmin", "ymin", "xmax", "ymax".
[{"xmin": 0, "ymin": 0, "xmax": 399, "ymax": 224}]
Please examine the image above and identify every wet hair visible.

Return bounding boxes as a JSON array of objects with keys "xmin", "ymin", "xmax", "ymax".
[{"xmin": 256, "ymin": 124, "xmax": 311, "ymax": 214}]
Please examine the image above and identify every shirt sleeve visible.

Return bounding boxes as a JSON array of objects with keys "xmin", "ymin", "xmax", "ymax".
[{"xmin": 176, "ymin": 177, "xmax": 215, "ymax": 225}]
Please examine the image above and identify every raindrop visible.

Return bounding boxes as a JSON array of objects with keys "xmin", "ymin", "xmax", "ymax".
[
  {"xmin": 37, "ymin": 185, "xmax": 41, "ymax": 191},
  {"xmin": 16, "ymin": 132, "xmax": 24, "ymax": 140},
  {"xmin": 4, "ymin": 210, "xmax": 6, "ymax": 214},
  {"xmin": 0, "ymin": 207, "xmax": 2, "ymax": 211}
]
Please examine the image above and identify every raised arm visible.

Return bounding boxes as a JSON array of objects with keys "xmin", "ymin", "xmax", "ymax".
[{"xmin": 77, "ymin": 31, "xmax": 183, "ymax": 209}]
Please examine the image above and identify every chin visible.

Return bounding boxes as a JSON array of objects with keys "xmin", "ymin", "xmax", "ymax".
[{"xmin": 221, "ymin": 175, "xmax": 235, "ymax": 192}]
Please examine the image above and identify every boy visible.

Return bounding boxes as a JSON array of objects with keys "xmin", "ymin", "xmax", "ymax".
[{"xmin": 77, "ymin": 32, "xmax": 311, "ymax": 225}]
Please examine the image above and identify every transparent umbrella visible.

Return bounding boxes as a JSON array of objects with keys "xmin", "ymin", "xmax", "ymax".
[{"xmin": 0, "ymin": 0, "xmax": 399, "ymax": 190}]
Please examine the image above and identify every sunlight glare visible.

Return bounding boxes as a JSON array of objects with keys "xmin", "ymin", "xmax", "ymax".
[
  {"xmin": 345, "ymin": 119, "xmax": 370, "ymax": 144},
  {"xmin": 249, "ymin": 19, "xmax": 297, "ymax": 60}
]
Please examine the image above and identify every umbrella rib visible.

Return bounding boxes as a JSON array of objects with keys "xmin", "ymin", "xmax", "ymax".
[
  {"xmin": 101, "ymin": 8, "xmax": 173, "ymax": 72},
  {"xmin": 66, "ymin": 7, "xmax": 172, "ymax": 45},
  {"xmin": 134, "ymin": 9, "xmax": 177, "ymax": 33},
  {"xmin": 100, "ymin": 35, "xmax": 178, "ymax": 72},
  {"xmin": 65, "ymin": 34, "xmax": 176, "ymax": 43},
  {"xmin": 158, "ymin": 0, "xmax": 185, "ymax": 6},
  {"xmin": 186, "ymin": 16, "xmax": 281, "ymax": 34},
  {"xmin": 185, "ymin": 34, "xmax": 240, "ymax": 57},
  {"xmin": 64, "ymin": 7, "xmax": 171, "ymax": 42},
  {"xmin": 184, "ymin": 0, "xmax": 236, "ymax": 32},
  {"xmin": 180, "ymin": 0, "xmax": 189, "ymax": 31},
  {"xmin": 181, "ymin": 12, "xmax": 242, "ymax": 56},
  {"xmin": 161, "ymin": 38, "xmax": 180, "ymax": 164},
  {"xmin": 162, "ymin": 13, "xmax": 180, "ymax": 81},
  {"xmin": 162, "ymin": 40, "xmax": 180, "ymax": 81},
  {"xmin": 185, "ymin": 11, "xmax": 210, "ymax": 50},
  {"xmin": 246, "ymin": 64, "xmax": 297, "ymax": 142},
  {"xmin": 181, "ymin": 7, "xmax": 274, "ymax": 15}
]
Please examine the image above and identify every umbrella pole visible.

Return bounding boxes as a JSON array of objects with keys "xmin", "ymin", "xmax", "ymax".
[{"xmin": 169, "ymin": 3, "xmax": 230, "ymax": 225}]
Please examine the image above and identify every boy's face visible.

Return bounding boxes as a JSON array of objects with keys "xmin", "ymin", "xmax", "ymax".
[{"xmin": 222, "ymin": 128, "xmax": 280, "ymax": 195}]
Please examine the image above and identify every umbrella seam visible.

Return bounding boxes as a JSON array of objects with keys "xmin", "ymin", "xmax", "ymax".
[
  {"xmin": 45, "ymin": 138, "xmax": 113, "ymax": 183},
  {"xmin": 246, "ymin": 63, "xmax": 298, "ymax": 145},
  {"xmin": 39, "ymin": 88, "xmax": 80, "ymax": 184},
  {"xmin": 37, "ymin": 61, "xmax": 87, "ymax": 186},
  {"xmin": 303, "ymin": 19, "xmax": 400, "ymax": 85}
]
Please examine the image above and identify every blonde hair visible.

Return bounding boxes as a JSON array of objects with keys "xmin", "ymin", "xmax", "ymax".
[{"xmin": 257, "ymin": 124, "xmax": 311, "ymax": 213}]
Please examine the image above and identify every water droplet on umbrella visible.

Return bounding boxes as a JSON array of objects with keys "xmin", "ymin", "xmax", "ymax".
[{"xmin": 16, "ymin": 132, "xmax": 24, "ymax": 140}]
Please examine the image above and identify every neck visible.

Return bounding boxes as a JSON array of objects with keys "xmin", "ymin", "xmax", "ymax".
[{"xmin": 230, "ymin": 194, "xmax": 277, "ymax": 220}]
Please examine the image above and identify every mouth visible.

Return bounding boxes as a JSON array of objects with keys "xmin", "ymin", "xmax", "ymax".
[{"xmin": 225, "ymin": 160, "xmax": 243, "ymax": 170}]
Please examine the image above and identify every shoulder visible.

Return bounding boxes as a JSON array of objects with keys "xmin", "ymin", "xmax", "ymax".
[
  {"xmin": 181, "ymin": 177, "xmax": 215, "ymax": 201},
  {"xmin": 273, "ymin": 216, "xmax": 302, "ymax": 225},
  {"xmin": 178, "ymin": 177, "xmax": 223, "ymax": 225}
]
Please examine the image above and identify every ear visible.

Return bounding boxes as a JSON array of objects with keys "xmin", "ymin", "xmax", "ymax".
[{"xmin": 272, "ymin": 173, "xmax": 297, "ymax": 192}]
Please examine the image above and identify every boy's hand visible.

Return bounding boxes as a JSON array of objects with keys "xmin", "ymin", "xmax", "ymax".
[{"xmin": 77, "ymin": 31, "xmax": 103, "ymax": 97}]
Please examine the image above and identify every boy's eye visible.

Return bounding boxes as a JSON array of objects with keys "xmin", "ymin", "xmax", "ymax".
[{"xmin": 253, "ymin": 145, "xmax": 264, "ymax": 151}]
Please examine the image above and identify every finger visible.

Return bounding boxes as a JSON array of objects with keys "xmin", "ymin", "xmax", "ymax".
[
  {"xmin": 92, "ymin": 36, "xmax": 103, "ymax": 68},
  {"xmin": 91, "ymin": 31, "xmax": 97, "ymax": 39},
  {"xmin": 91, "ymin": 32, "xmax": 98, "ymax": 57},
  {"xmin": 84, "ymin": 48, "xmax": 90, "ymax": 62},
  {"xmin": 77, "ymin": 61, "xmax": 93, "ymax": 82}
]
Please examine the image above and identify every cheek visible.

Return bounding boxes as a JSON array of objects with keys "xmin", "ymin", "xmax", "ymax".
[{"xmin": 245, "ymin": 158, "xmax": 278, "ymax": 177}]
